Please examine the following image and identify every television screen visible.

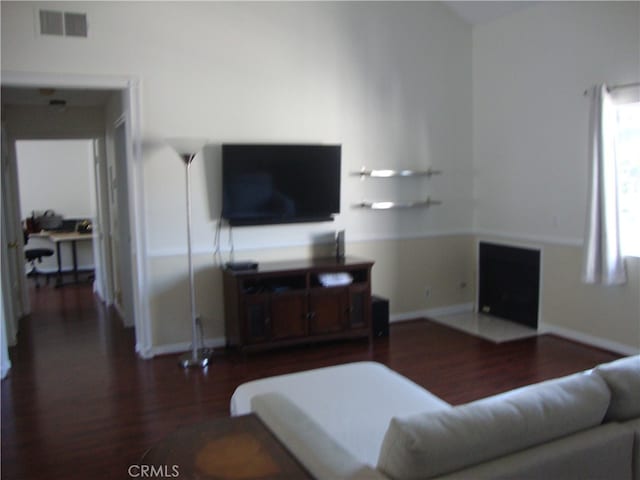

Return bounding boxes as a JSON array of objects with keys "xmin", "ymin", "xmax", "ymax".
[{"xmin": 222, "ymin": 144, "xmax": 341, "ymax": 226}]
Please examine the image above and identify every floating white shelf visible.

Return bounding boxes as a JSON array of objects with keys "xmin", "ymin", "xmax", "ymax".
[
  {"xmin": 351, "ymin": 166, "xmax": 443, "ymax": 210},
  {"xmin": 350, "ymin": 167, "xmax": 442, "ymax": 178},
  {"xmin": 353, "ymin": 198, "xmax": 442, "ymax": 210}
]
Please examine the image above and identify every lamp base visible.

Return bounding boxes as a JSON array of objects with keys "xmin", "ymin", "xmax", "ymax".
[{"xmin": 178, "ymin": 348, "xmax": 213, "ymax": 369}]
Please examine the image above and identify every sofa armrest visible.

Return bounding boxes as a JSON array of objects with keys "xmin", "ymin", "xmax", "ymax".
[{"xmin": 251, "ymin": 393, "xmax": 388, "ymax": 480}]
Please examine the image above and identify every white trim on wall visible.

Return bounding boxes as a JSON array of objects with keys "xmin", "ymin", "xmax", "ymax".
[
  {"xmin": 122, "ymin": 77, "xmax": 153, "ymax": 358},
  {"xmin": 146, "ymin": 228, "xmax": 585, "ymax": 259},
  {"xmin": 473, "ymin": 229, "xmax": 583, "ymax": 248},
  {"xmin": 1, "ymin": 71, "xmax": 133, "ymax": 91},
  {"xmin": 539, "ymin": 322, "xmax": 639, "ymax": 356},
  {"xmin": 148, "ymin": 336, "xmax": 226, "ymax": 358},
  {"xmin": 152, "ymin": 309, "xmax": 639, "ymax": 357},
  {"xmin": 390, "ymin": 304, "xmax": 639, "ymax": 356},
  {"xmin": 390, "ymin": 300, "xmax": 639, "ymax": 356},
  {"xmin": 147, "ymin": 229, "xmax": 476, "ymax": 258},
  {"xmin": 153, "ymin": 304, "xmax": 477, "ymax": 357}
]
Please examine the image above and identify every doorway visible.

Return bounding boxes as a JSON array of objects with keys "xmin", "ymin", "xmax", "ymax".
[
  {"xmin": 1, "ymin": 75, "xmax": 149, "ymax": 366},
  {"xmin": 16, "ymin": 139, "xmax": 98, "ymax": 292}
]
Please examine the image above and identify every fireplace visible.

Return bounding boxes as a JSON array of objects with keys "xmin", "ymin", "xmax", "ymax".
[{"xmin": 478, "ymin": 242, "xmax": 540, "ymax": 329}]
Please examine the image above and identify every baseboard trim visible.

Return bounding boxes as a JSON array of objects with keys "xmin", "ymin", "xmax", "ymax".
[
  {"xmin": 146, "ymin": 310, "xmax": 638, "ymax": 358},
  {"xmin": 391, "ymin": 302, "xmax": 474, "ymax": 323},
  {"xmin": 148, "ymin": 305, "xmax": 476, "ymax": 356},
  {"xmin": 148, "ymin": 336, "xmax": 227, "ymax": 357},
  {"xmin": 539, "ymin": 323, "xmax": 639, "ymax": 356}
]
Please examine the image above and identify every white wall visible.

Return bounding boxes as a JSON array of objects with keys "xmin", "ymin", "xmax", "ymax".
[
  {"xmin": 4, "ymin": 2, "xmax": 637, "ymax": 353},
  {"xmin": 1, "ymin": 2, "xmax": 474, "ymax": 349},
  {"xmin": 473, "ymin": 2, "xmax": 640, "ymax": 351},
  {"xmin": 136, "ymin": 2, "xmax": 473, "ymax": 253},
  {"xmin": 473, "ymin": 1, "xmax": 640, "ymax": 242},
  {"xmin": 1, "ymin": 2, "xmax": 473, "ymax": 248},
  {"xmin": 17, "ymin": 139, "xmax": 95, "ymax": 219}
]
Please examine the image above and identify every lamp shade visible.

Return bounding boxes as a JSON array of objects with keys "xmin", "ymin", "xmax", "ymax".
[{"xmin": 166, "ymin": 137, "xmax": 208, "ymax": 157}]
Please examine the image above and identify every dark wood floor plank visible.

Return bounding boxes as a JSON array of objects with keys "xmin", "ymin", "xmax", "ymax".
[{"xmin": 1, "ymin": 284, "xmax": 620, "ymax": 480}]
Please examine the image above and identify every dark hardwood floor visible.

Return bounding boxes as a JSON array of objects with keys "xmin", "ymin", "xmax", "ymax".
[{"xmin": 1, "ymin": 284, "xmax": 620, "ymax": 480}]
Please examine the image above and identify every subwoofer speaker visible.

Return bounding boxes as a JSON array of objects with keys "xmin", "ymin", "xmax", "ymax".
[{"xmin": 372, "ymin": 295, "xmax": 389, "ymax": 337}]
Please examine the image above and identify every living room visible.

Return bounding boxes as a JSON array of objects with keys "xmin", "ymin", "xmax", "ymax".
[
  {"xmin": 3, "ymin": 1, "xmax": 638, "ymax": 358},
  {"xmin": 0, "ymin": 1, "xmax": 638, "ymax": 478}
]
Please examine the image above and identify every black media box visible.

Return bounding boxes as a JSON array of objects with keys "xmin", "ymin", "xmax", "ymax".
[
  {"xmin": 225, "ymin": 261, "xmax": 258, "ymax": 271},
  {"xmin": 372, "ymin": 295, "xmax": 389, "ymax": 337}
]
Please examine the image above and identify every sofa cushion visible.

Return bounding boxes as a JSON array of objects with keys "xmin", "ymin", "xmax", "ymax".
[
  {"xmin": 594, "ymin": 355, "xmax": 640, "ymax": 421},
  {"xmin": 377, "ymin": 371, "xmax": 611, "ymax": 480}
]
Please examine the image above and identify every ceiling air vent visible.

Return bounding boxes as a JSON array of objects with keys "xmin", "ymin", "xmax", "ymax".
[
  {"xmin": 38, "ymin": 10, "xmax": 88, "ymax": 38},
  {"xmin": 64, "ymin": 12, "xmax": 88, "ymax": 37},
  {"xmin": 39, "ymin": 10, "xmax": 64, "ymax": 36}
]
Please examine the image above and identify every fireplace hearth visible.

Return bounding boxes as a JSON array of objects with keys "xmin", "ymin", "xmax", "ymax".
[{"xmin": 478, "ymin": 242, "xmax": 540, "ymax": 329}]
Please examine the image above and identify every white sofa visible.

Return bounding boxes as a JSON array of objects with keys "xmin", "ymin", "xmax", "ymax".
[{"xmin": 231, "ymin": 355, "xmax": 640, "ymax": 480}]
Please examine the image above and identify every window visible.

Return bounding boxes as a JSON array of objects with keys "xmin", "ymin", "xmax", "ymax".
[{"xmin": 615, "ymin": 102, "xmax": 640, "ymax": 257}]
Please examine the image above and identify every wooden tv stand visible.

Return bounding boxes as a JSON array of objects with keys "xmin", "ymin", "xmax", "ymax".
[{"xmin": 223, "ymin": 257, "xmax": 374, "ymax": 352}]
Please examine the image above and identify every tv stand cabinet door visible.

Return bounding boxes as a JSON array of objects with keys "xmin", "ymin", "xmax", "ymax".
[
  {"xmin": 308, "ymin": 288, "xmax": 348, "ymax": 335},
  {"xmin": 243, "ymin": 295, "xmax": 271, "ymax": 344},
  {"xmin": 269, "ymin": 293, "xmax": 307, "ymax": 340}
]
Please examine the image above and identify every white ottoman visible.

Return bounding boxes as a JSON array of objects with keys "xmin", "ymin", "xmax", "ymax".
[{"xmin": 230, "ymin": 361, "xmax": 451, "ymax": 466}]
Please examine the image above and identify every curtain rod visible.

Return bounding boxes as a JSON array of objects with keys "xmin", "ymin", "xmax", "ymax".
[{"xmin": 583, "ymin": 82, "xmax": 640, "ymax": 96}]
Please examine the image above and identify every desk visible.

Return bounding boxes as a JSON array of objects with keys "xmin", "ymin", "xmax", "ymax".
[
  {"xmin": 141, "ymin": 414, "xmax": 311, "ymax": 479},
  {"xmin": 31, "ymin": 231, "xmax": 94, "ymax": 287}
]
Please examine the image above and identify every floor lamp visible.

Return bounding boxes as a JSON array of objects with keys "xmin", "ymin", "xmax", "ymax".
[{"xmin": 167, "ymin": 138, "xmax": 212, "ymax": 368}]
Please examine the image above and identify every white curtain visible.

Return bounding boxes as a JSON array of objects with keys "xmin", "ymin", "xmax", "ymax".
[{"xmin": 582, "ymin": 84, "xmax": 627, "ymax": 285}]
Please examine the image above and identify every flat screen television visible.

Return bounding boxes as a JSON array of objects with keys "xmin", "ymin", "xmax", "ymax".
[{"xmin": 221, "ymin": 144, "xmax": 341, "ymax": 226}]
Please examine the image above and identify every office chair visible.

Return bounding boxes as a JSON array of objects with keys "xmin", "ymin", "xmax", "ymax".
[
  {"xmin": 24, "ymin": 230, "xmax": 54, "ymax": 288},
  {"xmin": 25, "ymin": 249, "xmax": 54, "ymax": 288}
]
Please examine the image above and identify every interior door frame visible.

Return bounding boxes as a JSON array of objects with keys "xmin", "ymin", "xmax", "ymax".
[
  {"xmin": 1, "ymin": 123, "xmax": 25, "ymax": 345},
  {"xmin": 91, "ymin": 136, "xmax": 114, "ymax": 306},
  {"xmin": 110, "ymin": 116, "xmax": 136, "ymax": 328},
  {"xmin": 0, "ymin": 71, "xmax": 152, "ymax": 358}
]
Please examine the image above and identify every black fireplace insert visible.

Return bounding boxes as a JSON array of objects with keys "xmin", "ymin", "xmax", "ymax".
[{"xmin": 478, "ymin": 242, "xmax": 540, "ymax": 329}]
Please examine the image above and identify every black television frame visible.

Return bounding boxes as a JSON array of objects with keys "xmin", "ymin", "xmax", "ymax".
[{"xmin": 221, "ymin": 144, "xmax": 341, "ymax": 227}]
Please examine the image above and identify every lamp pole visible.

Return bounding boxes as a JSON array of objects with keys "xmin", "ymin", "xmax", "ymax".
[
  {"xmin": 167, "ymin": 138, "xmax": 211, "ymax": 369},
  {"xmin": 182, "ymin": 152, "xmax": 203, "ymax": 367}
]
